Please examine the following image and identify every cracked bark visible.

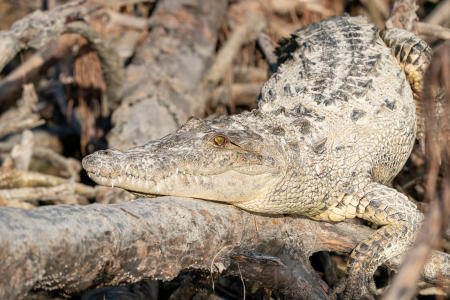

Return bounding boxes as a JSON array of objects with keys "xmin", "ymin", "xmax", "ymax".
[
  {"xmin": 107, "ymin": 0, "xmax": 228, "ymax": 150},
  {"xmin": 0, "ymin": 1, "xmax": 105, "ymax": 113},
  {"xmin": 0, "ymin": 197, "xmax": 448, "ymax": 299}
]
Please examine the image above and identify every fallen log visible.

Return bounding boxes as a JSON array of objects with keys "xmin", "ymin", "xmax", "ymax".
[
  {"xmin": 107, "ymin": 0, "xmax": 228, "ymax": 150},
  {"xmin": 0, "ymin": 196, "xmax": 448, "ymax": 299}
]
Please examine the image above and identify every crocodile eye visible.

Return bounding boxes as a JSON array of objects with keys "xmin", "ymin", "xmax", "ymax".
[{"xmin": 212, "ymin": 135, "xmax": 228, "ymax": 147}]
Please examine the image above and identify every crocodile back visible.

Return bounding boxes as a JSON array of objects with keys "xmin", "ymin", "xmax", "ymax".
[{"xmin": 258, "ymin": 15, "xmax": 416, "ymax": 184}]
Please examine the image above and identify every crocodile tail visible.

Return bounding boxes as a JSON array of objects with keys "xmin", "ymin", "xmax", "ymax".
[{"xmin": 380, "ymin": 28, "xmax": 432, "ymax": 141}]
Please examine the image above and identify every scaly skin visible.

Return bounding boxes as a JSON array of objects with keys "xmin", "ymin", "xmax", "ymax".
[{"xmin": 83, "ymin": 16, "xmax": 431, "ymax": 299}]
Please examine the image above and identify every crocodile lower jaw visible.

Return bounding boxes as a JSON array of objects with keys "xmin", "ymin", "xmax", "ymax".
[{"xmin": 85, "ymin": 169, "xmax": 278, "ymax": 204}]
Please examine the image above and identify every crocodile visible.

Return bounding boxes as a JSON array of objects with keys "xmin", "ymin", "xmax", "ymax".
[{"xmin": 83, "ymin": 16, "xmax": 432, "ymax": 299}]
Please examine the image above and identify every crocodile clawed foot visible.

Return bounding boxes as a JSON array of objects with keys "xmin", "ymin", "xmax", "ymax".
[{"xmin": 333, "ymin": 273, "xmax": 377, "ymax": 300}]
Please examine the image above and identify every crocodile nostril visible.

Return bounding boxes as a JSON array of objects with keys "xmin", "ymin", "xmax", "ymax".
[
  {"xmin": 98, "ymin": 149, "xmax": 113, "ymax": 157},
  {"xmin": 98, "ymin": 149, "xmax": 122, "ymax": 157}
]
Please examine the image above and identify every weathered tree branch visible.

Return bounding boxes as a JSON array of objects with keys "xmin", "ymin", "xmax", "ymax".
[
  {"xmin": 0, "ymin": 84, "xmax": 44, "ymax": 137},
  {"xmin": 203, "ymin": 13, "xmax": 265, "ymax": 88},
  {"xmin": 65, "ymin": 21, "xmax": 124, "ymax": 105},
  {"xmin": 385, "ymin": 0, "xmax": 418, "ymax": 31},
  {"xmin": 257, "ymin": 32, "xmax": 278, "ymax": 73},
  {"xmin": 227, "ymin": 248, "xmax": 331, "ymax": 299},
  {"xmin": 423, "ymin": 0, "xmax": 450, "ymax": 26},
  {"xmin": 0, "ymin": 0, "xmax": 92, "ymax": 72},
  {"xmin": 0, "ymin": 197, "xmax": 448, "ymax": 299},
  {"xmin": 0, "ymin": 170, "xmax": 94, "ymax": 198},
  {"xmin": 107, "ymin": 0, "xmax": 229, "ymax": 150},
  {"xmin": 414, "ymin": 21, "xmax": 450, "ymax": 40},
  {"xmin": 0, "ymin": 19, "xmax": 124, "ymax": 114}
]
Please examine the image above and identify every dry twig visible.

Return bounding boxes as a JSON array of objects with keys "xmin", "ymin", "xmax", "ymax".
[
  {"xmin": 0, "ymin": 170, "xmax": 94, "ymax": 198},
  {"xmin": 424, "ymin": 0, "xmax": 450, "ymax": 26},
  {"xmin": 360, "ymin": 0, "xmax": 385, "ymax": 29},
  {"xmin": 0, "ymin": 84, "xmax": 44, "ymax": 137},
  {"xmin": 414, "ymin": 21, "xmax": 450, "ymax": 40},
  {"xmin": 203, "ymin": 13, "xmax": 266, "ymax": 89},
  {"xmin": 106, "ymin": 10, "xmax": 149, "ymax": 29},
  {"xmin": 232, "ymin": 66, "xmax": 267, "ymax": 82},
  {"xmin": 203, "ymin": 13, "xmax": 265, "ymax": 110},
  {"xmin": 0, "ymin": 183, "xmax": 87, "ymax": 206},
  {"xmin": 385, "ymin": 0, "xmax": 418, "ymax": 31},
  {"xmin": 9, "ymin": 130, "xmax": 33, "ymax": 171},
  {"xmin": 383, "ymin": 41, "xmax": 450, "ymax": 300},
  {"xmin": 257, "ymin": 32, "xmax": 277, "ymax": 72},
  {"xmin": 0, "ymin": 142, "xmax": 81, "ymax": 179},
  {"xmin": 0, "ymin": 34, "xmax": 84, "ymax": 111},
  {"xmin": 0, "ymin": 19, "xmax": 124, "ymax": 113}
]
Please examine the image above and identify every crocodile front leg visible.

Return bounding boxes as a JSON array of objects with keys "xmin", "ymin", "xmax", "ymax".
[
  {"xmin": 314, "ymin": 183, "xmax": 424, "ymax": 299},
  {"xmin": 342, "ymin": 183, "xmax": 423, "ymax": 299}
]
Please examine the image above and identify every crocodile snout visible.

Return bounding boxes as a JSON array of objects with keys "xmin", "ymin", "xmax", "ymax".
[
  {"xmin": 82, "ymin": 149, "xmax": 123, "ymax": 174},
  {"xmin": 81, "ymin": 153, "xmax": 97, "ymax": 173}
]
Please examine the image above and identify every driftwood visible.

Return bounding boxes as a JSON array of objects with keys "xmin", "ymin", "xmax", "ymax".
[
  {"xmin": 0, "ymin": 0, "xmax": 92, "ymax": 112},
  {"xmin": 226, "ymin": 248, "xmax": 331, "ymax": 299},
  {"xmin": 385, "ymin": 0, "xmax": 418, "ymax": 31},
  {"xmin": 257, "ymin": 32, "xmax": 278, "ymax": 73},
  {"xmin": 202, "ymin": 13, "xmax": 265, "ymax": 91},
  {"xmin": 414, "ymin": 22, "xmax": 450, "ymax": 40},
  {"xmin": 382, "ymin": 1, "xmax": 450, "ymax": 298},
  {"xmin": 385, "ymin": 0, "xmax": 450, "ymax": 42},
  {"xmin": 0, "ymin": 134, "xmax": 81, "ymax": 180},
  {"xmin": 202, "ymin": 12, "xmax": 266, "ymax": 111},
  {"xmin": 0, "ymin": 84, "xmax": 44, "ymax": 137},
  {"xmin": 107, "ymin": 0, "xmax": 228, "ymax": 150},
  {"xmin": 0, "ymin": 197, "xmax": 448, "ymax": 299},
  {"xmin": 423, "ymin": 0, "xmax": 450, "ymax": 26},
  {"xmin": 0, "ymin": 170, "xmax": 94, "ymax": 198},
  {"xmin": 0, "ymin": 13, "xmax": 124, "ymax": 114},
  {"xmin": 0, "ymin": 0, "xmax": 90, "ymax": 72}
]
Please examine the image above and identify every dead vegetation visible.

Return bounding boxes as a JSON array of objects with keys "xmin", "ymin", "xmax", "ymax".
[{"xmin": 0, "ymin": 0, "xmax": 449, "ymax": 299}]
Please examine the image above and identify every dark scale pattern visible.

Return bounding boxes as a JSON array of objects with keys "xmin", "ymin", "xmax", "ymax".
[{"xmin": 260, "ymin": 16, "xmax": 396, "ymax": 117}]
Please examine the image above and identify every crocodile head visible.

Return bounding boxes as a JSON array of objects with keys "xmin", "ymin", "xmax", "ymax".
[{"xmin": 82, "ymin": 115, "xmax": 286, "ymax": 204}]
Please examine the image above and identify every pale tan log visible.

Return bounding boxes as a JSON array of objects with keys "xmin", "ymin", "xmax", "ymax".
[{"xmin": 0, "ymin": 197, "xmax": 447, "ymax": 299}]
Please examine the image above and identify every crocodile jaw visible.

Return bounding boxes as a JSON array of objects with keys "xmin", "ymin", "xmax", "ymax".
[
  {"xmin": 83, "ymin": 161, "xmax": 277, "ymax": 203},
  {"xmin": 82, "ymin": 147, "xmax": 281, "ymax": 203}
]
